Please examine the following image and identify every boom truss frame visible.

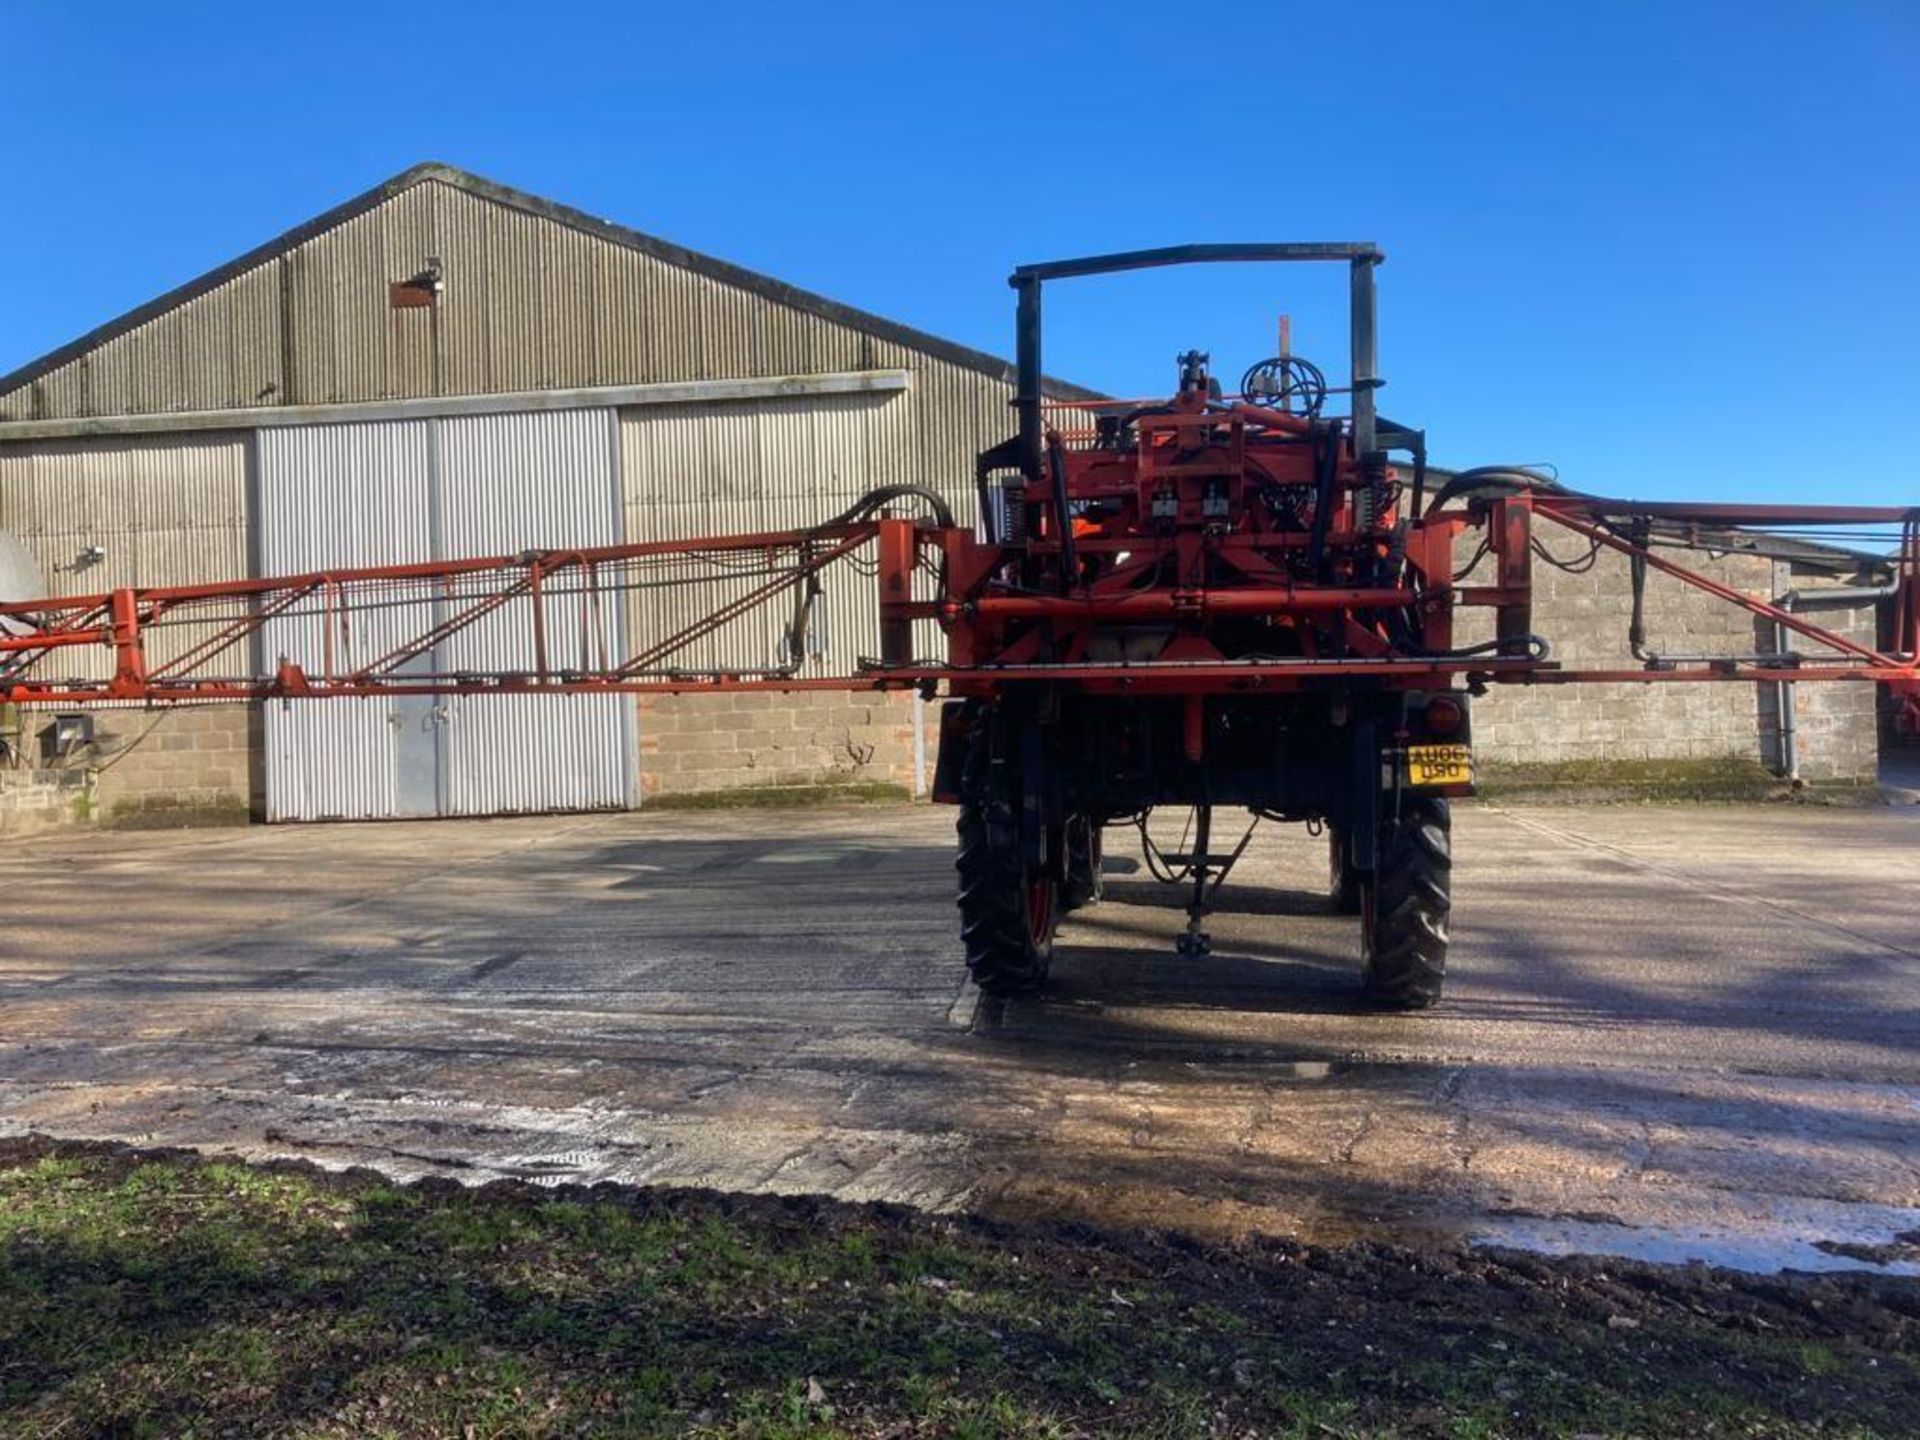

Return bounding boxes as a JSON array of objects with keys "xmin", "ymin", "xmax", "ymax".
[{"xmin": 1, "ymin": 496, "xmax": 1915, "ymax": 728}]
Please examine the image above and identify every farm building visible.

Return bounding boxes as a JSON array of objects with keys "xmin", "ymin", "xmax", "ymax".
[{"xmin": 0, "ymin": 164, "xmax": 1895, "ymax": 830}]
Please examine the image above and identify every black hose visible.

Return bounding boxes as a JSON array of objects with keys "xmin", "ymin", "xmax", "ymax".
[
  {"xmin": 1238, "ymin": 355, "xmax": 1328, "ymax": 417},
  {"xmin": 1422, "ymin": 634, "xmax": 1553, "ymax": 661},
  {"xmin": 1428, "ymin": 466, "xmax": 1557, "ymax": 511},
  {"xmin": 777, "ymin": 484, "xmax": 958, "ymax": 677},
  {"xmin": 815, "ymin": 483, "xmax": 956, "ymax": 533}
]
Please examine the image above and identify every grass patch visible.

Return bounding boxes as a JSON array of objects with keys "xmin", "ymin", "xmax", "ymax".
[
  {"xmin": 645, "ymin": 781, "xmax": 912, "ymax": 811},
  {"xmin": 1474, "ymin": 755, "xmax": 1785, "ymax": 803},
  {"xmin": 0, "ymin": 1139, "xmax": 1914, "ymax": 1437}
]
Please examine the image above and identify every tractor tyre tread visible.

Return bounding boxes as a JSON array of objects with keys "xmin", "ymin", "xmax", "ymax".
[
  {"xmin": 1363, "ymin": 797, "xmax": 1451, "ymax": 1010},
  {"xmin": 956, "ymin": 803, "xmax": 1051, "ymax": 996}
]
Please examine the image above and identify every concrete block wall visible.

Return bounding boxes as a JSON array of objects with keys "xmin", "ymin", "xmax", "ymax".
[
  {"xmin": 637, "ymin": 690, "xmax": 929, "ymax": 799},
  {"xmin": 1456, "ymin": 543, "xmax": 1773, "ymax": 767},
  {"xmin": 2, "ymin": 704, "xmax": 255, "ymax": 829},
  {"xmin": 0, "ymin": 768, "xmax": 93, "ymax": 835},
  {"xmin": 1454, "ymin": 540, "xmax": 1882, "ymax": 783},
  {"xmin": 84, "ymin": 704, "xmax": 257, "ymax": 823}
]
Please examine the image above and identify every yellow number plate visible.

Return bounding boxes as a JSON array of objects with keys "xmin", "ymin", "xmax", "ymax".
[{"xmin": 1408, "ymin": 743, "xmax": 1473, "ymax": 788}]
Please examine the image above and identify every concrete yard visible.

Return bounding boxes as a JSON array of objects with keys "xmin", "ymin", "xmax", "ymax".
[{"xmin": 4, "ymin": 797, "xmax": 1918, "ymax": 1274}]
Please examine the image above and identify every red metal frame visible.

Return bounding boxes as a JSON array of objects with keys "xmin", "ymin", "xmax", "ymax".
[
  {"xmin": 1, "ymin": 523, "xmax": 887, "ymax": 704},
  {"xmin": 2, "ymin": 489, "xmax": 1915, "ymax": 725}
]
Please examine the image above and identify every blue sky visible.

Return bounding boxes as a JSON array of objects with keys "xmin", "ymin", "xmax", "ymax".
[{"xmin": 2, "ymin": 1, "xmax": 1916, "ymax": 507}]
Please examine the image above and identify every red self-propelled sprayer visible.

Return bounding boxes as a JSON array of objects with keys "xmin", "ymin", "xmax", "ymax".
[{"xmin": 5, "ymin": 244, "xmax": 1915, "ymax": 1009}]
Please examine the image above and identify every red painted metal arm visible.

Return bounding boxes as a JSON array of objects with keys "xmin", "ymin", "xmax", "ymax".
[
  {"xmin": 1, "ymin": 500, "xmax": 1914, "ymax": 730},
  {"xmin": 0, "ymin": 522, "xmax": 892, "ymax": 705}
]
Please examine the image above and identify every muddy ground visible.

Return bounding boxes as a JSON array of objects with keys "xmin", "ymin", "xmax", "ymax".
[{"xmin": 3, "ymin": 798, "xmax": 1918, "ymax": 1276}]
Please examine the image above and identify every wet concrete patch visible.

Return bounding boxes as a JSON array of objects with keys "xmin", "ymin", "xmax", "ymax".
[{"xmin": 1474, "ymin": 1200, "xmax": 1920, "ymax": 1277}]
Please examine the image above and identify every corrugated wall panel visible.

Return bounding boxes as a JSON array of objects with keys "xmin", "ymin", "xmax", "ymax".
[
  {"xmin": 0, "ymin": 433, "xmax": 249, "ymax": 678},
  {"xmin": 258, "ymin": 421, "xmax": 433, "ymax": 821},
  {"xmin": 3, "ymin": 174, "xmax": 1031, "ymax": 717},
  {"xmin": 256, "ymin": 411, "xmax": 632, "ymax": 820},
  {"xmin": 0, "ymin": 166, "xmax": 1106, "ymax": 814},
  {"xmin": 434, "ymin": 409, "xmax": 633, "ymax": 816},
  {"xmin": 620, "ymin": 387, "xmax": 943, "ymax": 680},
  {"xmin": 0, "ymin": 265, "xmax": 283, "ymax": 422},
  {"xmin": 433, "ymin": 179, "xmax": 492, "ymax": 399}
]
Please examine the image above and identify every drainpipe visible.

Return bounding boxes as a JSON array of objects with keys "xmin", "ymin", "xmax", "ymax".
[
  {"xmin": 1775, "ymin": 592, "xmax": 1799, "ymax": 784},
  {"xmin": 1770, "ymin": 582, "xmax": 1898, "ymax": 784}
]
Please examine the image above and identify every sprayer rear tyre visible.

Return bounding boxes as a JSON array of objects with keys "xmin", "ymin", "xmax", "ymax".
[
  {"xmin": 1361, "ymin": 796, "xmax": 1451, "ymax": 1009},
  {"xmin": 957, "ymin": 803, "xmax": 1056, "ymax": 996}
]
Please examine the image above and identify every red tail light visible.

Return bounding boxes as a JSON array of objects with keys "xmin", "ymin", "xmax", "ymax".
[{"xmin": 1424, "ymin": 695, "xmax": 1464, "ymax": 735}]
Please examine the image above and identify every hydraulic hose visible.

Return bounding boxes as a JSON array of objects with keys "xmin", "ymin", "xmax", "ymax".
[
  {"xmin": 775, "ymin": 484, "xmax": 958, "ymax": 678},
  {"xmin": 815, "ymin": 483, "xmax": 956, "ymax": 532},
  {"xmin": 1428, "ymin": 466, "xmax": 1557, "ymax": 511},
  {"xmin": 1422, "ymin": 634, "xmax": 1553, "ymax": 662}
]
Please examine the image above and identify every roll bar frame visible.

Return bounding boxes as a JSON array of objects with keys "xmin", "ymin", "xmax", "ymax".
[{"xmin": 1009, "ymin": 243, "xmax": 1386, "ymax": 481}]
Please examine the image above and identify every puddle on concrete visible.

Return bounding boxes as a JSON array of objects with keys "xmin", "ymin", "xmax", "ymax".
[
  {"xmin": 749, "ymin": 843, "xmax": 891, "ymax": 867},
  {"xmin": 1273, "ymin": 1059, "xmax": 1337, "ymax": 1080},
  {"xmin": 1170, "ymin": 1057, "xmax": 1343, "ymax": 1081},
  {"xmin": 1474, "ymin": 1204, "xmax": 1920, "ymax": 1277}
]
